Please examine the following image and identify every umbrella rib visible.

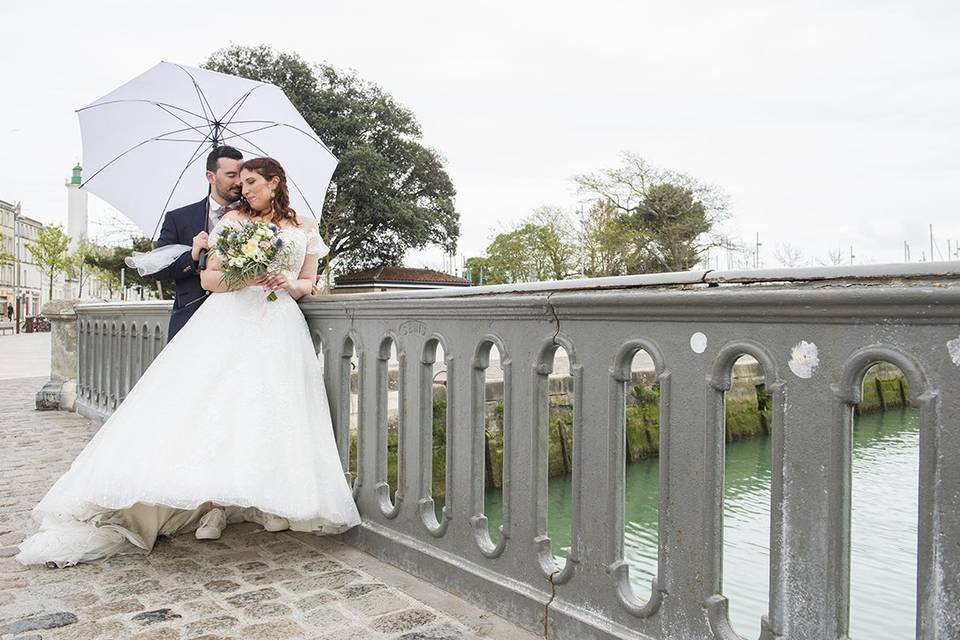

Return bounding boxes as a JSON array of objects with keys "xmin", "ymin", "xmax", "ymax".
[
  {"xmin": 151, "ymin": 139, "xmax": 214, "ymax": 238},
  {"xmin": 219, "ymin": 124, "xmax": 320, "ymax": 219},
  {"xmin": 77, "ymin": 99, "xmax": 206, "ymax": 121},
  {"xmin": 80, "ymin": 99, "xmax": 215, "ymax": 142},
  {"xmin": 283, "ymin": 172, "xmax": 318, "ymax": 219},
  {"xmin": 172, "ymin": 63, "xmax": 216, "ymax": 126},
  {"xmin": 220, "ymin": 120, "xmax": 336, "ymax": 157},
  {"xmin": 153, "ymin": 124, "xmax": 213, "ymax": 139},
  {"xmin": 279, "ymin": 123, "xmax": 336, "ymax": 157},
  {"xmin": 80, "ymin": 125, "xmax": 214, "ymax": 188},
  {"xmin": 155, "ymin": 138, "xmax": 218, "ymax": 143},
  {"xmin": 227, "ymin": 144, "xmax": 261, "ymax": 160},
  {"xmin": 219, "ymin": 123, "xmax": 281, "ymax": 141},
  {"xmin": 218, "ymin": 122, "xmax": 273, "ymax": 159},
  {"xmin": 218, "ymin": 86, "xmax": 264, "ymax": 126},
  {"xmin": 154, "ymin": 104, "xmax": 214, "ymax": 139}
]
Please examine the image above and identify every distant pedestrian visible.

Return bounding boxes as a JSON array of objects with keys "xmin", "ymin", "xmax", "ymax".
[{"xmin": 5, "ymin": 306, "xmax": 11, "ymax": 321}]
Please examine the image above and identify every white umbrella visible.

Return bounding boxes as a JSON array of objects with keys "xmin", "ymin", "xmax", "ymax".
[{"xmin": 78, "ymin": 61, "xmax": 337, "ymax": 238}]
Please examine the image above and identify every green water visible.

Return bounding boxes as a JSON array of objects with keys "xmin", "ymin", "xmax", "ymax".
[{"xmin": 481, "ymin": 409, "xmax": 919, "ymax": 638}]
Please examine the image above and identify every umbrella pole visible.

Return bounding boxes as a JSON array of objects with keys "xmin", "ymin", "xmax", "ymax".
[
  {"xmin": 198, "ymin": 136, "xmax": 221, "ymax": 271},
  {"xmin": 198, "ymin": 183, "xmax": 212, "ymax": 271},
  {"xmin": 199, "ymin": 137, "xmax": 228, "ymax": 271}
]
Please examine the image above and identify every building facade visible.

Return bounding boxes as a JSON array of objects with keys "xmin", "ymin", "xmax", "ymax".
[{"xmin": 0, "ymin": 199, "xmax": 46, "ymax": 320}]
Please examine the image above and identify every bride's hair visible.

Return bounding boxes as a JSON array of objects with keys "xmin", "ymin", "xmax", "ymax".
[{"xmin": 236, "ymin": 157, "xmax": 300, "ymax": 226}]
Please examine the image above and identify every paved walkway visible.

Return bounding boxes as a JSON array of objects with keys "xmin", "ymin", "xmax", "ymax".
[
  {"xmin": 0, "ymin": 334, "xmax": 50, "ymax": 381},
  {"xmin": 0, "ymin": 376, "xmax": 535, "ymax": 640}
]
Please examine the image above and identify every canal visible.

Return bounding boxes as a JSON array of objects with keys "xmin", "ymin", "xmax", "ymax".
[{"xmin": 483, "ymin": 408, "xmax": 919, "ymax": 638}]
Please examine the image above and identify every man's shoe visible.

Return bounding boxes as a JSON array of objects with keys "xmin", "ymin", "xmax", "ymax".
[
  {"xmin": 262, "ymin": 513, "xmax": 290, "ymax": 532},
  {"xmin": 195, "ymin": 507, "xmax": 227, "ymax": 540}
]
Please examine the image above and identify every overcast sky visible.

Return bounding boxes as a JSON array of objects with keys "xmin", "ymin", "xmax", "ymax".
[{"xmin": 2, "ymin": 0, "xmax": 958, "ymax": 270}]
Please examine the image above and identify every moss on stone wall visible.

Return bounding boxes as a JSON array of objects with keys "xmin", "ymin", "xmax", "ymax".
[{"xmin": 372, "ymin": 369, "xmax": 910, "ymax": 498}]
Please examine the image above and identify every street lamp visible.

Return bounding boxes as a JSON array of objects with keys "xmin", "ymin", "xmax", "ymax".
[{"xmin": 13, "ymin": 202, "xmax": 20, "ymax": 334}]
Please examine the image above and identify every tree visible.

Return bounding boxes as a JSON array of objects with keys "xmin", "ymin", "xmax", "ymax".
[
  {"xmin": 575, "ymin": 153, "xmax": 731, "ymax": 273},
  {"xmin": 463, "ymin": 256, "xmax": 490, "ymax": 285},
  {"xmin": 816, "ymin": 248, "xmax": 845, "ymax": 267},
  {"xmin": 0, "ymin": 231, "xmax": 13, "ymax": 267},
  {"xmin": 84, "ymin": 236, "xmax": 167, "ymax": 299},
  {"xmin": 484, "ymin": 226, "xmax": 537, "ymax": 284},
  {"xmin": 68, "ymin": 238, "xmax": 98, "ymax": 298},
  {"xmin": 773, "ymin": 243, "xmax": 806, "ymax": 268},
  {"xmin": 202, "ymin": 45, "xmax": 460, "ymax": 278},
  {"xmin": 27, "ymin": 225, "xmax": 70, "ymax": 300},
  {"xmin": 528, "ymin": 206, "xmax": 579, "ymax": 281},
  {"xmin": 578, "ymin": 199, "xmax": 636, "ymax": 277},
  {"xmin": 470, "ymin": 209, "xmax": 580, "ymax": 286},
  {"xmin": 465, "ymin": 206, "xmax": 581, "ymax": 285}
]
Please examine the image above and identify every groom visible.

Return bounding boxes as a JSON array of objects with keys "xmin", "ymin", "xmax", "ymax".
[{"xmin": 153, "ymin": 146, "xmax": 243, "ymax": 339}]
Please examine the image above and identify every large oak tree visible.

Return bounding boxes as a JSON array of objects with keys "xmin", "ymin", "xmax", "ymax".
[{"xmin": 203, "ymin": 45, "xmax": 459, "ymax": 274}]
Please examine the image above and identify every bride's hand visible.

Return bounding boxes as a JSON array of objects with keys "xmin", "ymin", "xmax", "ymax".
[{"xmin": 260, "ymin": 273, "xmax": 292, "ymax": 293}]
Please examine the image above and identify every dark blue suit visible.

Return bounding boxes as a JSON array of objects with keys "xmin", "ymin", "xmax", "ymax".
[{"xmin": 153, "ymin": 198, "xmax": 211, "ymax": 340}]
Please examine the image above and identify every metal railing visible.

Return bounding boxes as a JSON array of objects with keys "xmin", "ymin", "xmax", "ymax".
[{"xmin": 74, "ymin": 264, "xmax": 960, "ymax": 640}]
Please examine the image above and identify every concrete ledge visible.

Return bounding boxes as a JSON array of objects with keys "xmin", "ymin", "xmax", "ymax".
[
  {"xmin": 75, "ymin": 398, "xmax": 110, "ymax": 425},
  {"xmin": 35, "ymin": 379, "xmax": 76, "ymax": 411}
]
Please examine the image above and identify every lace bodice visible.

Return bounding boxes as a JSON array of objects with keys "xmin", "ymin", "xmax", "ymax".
[{"xmin": 210, "ymin": 215, "xmax": 327, "ymax": 280}]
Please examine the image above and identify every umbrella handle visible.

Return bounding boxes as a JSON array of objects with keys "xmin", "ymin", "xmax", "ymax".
[{"xmin": 198, "ymin": 248, "xmax": 208, "ymax": 271}]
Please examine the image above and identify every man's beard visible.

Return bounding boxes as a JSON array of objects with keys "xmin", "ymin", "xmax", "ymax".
[{"xmin": 219, "ymin": 187, "xmax": 241, "ymax": 203}]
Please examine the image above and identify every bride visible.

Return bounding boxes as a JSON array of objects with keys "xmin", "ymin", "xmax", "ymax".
[{"xmin": 16, "ymin": 157, "xmax": 361, "ymax": 567}]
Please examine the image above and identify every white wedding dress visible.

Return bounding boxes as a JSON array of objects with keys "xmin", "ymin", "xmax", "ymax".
[{"xmin": 16, "ymin": 216, "xmax": 361, "ymax": 567}]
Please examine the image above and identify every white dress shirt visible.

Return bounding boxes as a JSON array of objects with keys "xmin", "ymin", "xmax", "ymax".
[{"xmin": 208, "ymin": 196, "xmax": 231, "ymax": 232}]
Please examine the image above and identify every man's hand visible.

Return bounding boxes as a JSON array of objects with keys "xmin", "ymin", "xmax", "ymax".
[{"xmin": 191, "ymin": 231, "xmax": 209, "ymax": 262}]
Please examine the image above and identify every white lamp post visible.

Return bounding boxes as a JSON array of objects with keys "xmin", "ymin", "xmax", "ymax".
[{"xmin": 13, "ymin": 202, "xmax": 20, "ymax": 334}]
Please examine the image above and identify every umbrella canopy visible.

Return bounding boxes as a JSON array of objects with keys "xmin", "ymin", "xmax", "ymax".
[{"xmin": 78, "ymin": 61, "xmax": 337, "ymax": 237}]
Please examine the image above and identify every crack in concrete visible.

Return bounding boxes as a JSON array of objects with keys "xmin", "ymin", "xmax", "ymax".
[
  {"xmin": 545, "ymin": 292, "xmax": 561, "ymax": 345},
  {"xmin": 543, "ymin": 569, "xmax": 560, "ymax": 639}
]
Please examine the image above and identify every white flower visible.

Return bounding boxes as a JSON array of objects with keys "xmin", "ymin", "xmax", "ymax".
[{"xmin": 788, "ymin": 340, "xmax": 819, "ymax": 379}]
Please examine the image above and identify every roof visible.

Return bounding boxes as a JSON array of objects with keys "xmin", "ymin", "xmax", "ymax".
[
  {"xmin": 17, "ymin": 215, "xmax": 44, "ymax": 228},
  {"xmin": 334, "ymin": 266, "xmax": 470, "ymax": 287}
]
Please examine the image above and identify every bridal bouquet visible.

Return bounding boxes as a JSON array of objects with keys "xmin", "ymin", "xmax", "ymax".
[{"xmin": 212, "ymin": 219, "xmax": 291, "ymax": 301}]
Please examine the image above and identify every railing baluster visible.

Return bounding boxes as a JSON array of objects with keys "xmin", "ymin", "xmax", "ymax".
[
  {"xmin": 94, "ymin": 320, "xmax": 104, "ymax": 409},
  {"xmin": 661, "ymin": 341, "xmax": 713, "ymax": 638},
  {"xmin": 108, "ymin": 322, "xmax": 117, "ymax": 409},
  {"xmin": 77, "ymin": 319, "xmax": 87, "ymax": 400}
]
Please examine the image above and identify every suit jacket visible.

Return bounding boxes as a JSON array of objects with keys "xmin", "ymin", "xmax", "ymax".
[{"xmin": 153, "ymin": 198, "xmax": 210, "ymax": 340}]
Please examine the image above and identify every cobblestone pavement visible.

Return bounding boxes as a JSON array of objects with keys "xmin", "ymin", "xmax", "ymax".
[{"xmin": 0, "ymin": 377, "xmax": 536, "ymax": 640}]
